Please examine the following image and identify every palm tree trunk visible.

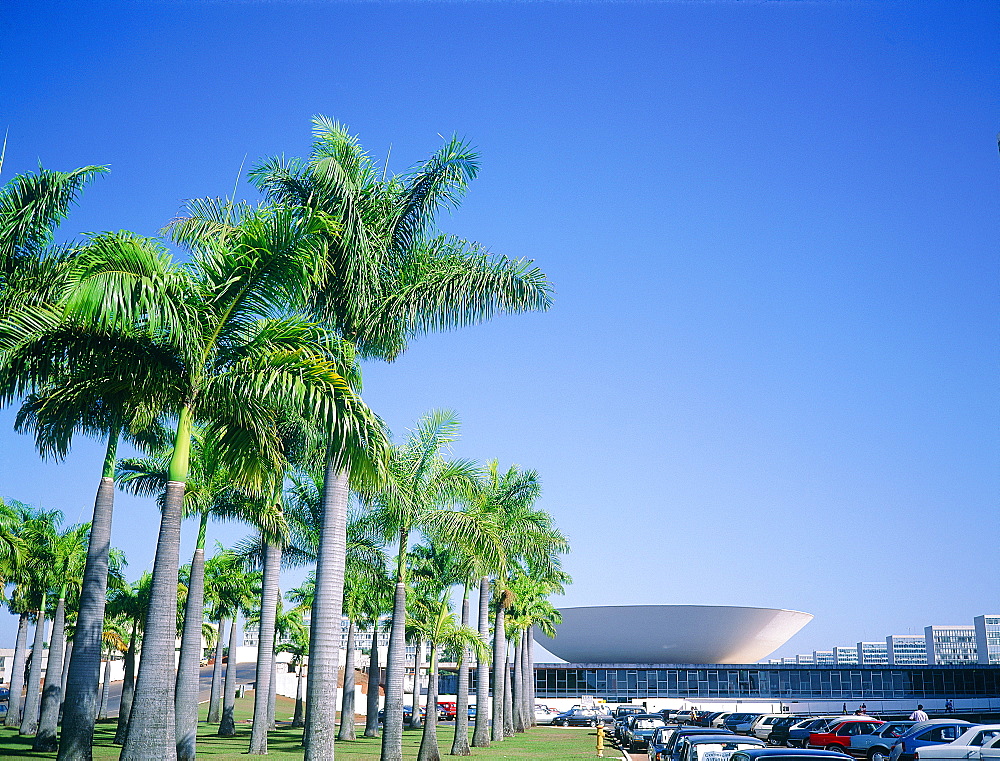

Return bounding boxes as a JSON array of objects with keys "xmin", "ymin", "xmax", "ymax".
[
  {"xmin": 526, "ymin": 633, "xmax": 536, "ymax": 727},
  {"xmin": 292, "ymin": 661, "xmax": 305, "ymax": 728},
  {"xmin": 6, "ymin": 612, "xmax": 29, "ymax": 728},
  {"xmin": 119, "ymin": 477, "xmax": 186, "ymax": 760},
  {"xmin": 207, "ymin": 618, "xmax": 227, "ymax": 723},
  {"xmin": 176, "ymin": 510, "xmax": 209, "ymax": 761},
  {"xmin": 303, "ymin": 463, "xmax": 349, "ymax": 761},
  {"xmin": 490, "ymin": 603, "xmax": 505, "ymax": 743},
  {"xmin": 416, "ymin": 642, "xmax": 441, "ymax": 761},
  {"xmin": 60, "ymin": 639, "xmax": 73, "ymax": 704},
  {"xmin": 248, "ymin": 539, "xmax": 281, "ymax": 754},
  {"xmin": 114, "ymin": 628, "xmax": 137, "ymax": 744},
  {"xmin": 450, "ymin": 586, "xmax": 471, "ymax": 755},
  {"xmin": 502, "ymin": 648, "xmax": 513, "ymax": 737},
  {"xmin": 380, "ymin": 527, "xmax": 409, "ymax": 761},
  {"xmin": 98, "ymin": 652, "xmax": 112, "ymax": 721},
  {"xmin": 268, "ymin": 654, "xmax": 277, "ymax": 730},
  {"xmin": 521, "ymin": 629, "xmax": 532, "ymax": 728},
  {"xmin": 364, "ymin": 637, "xmax": 380, "ymax": 737},
  {"xmin": 58, "ymin": 433, "xmax": 119, "ymax": 761},
  {"xmin": 33, "ymin": 593, "xmax": 67, "ymax": 750},
  {"xmin": 471, "ymin": 576, "xmax": 490, "ymax": 748},
  {"xmin": 511, "ymin": 627, "xmax": 524, "ymax": 733},
  {"xmin": 409, "ymin": 638, "xmax": 425, "ymax": 729},
  {"xmin": 20, "ymin": 599, "xmax": 47, "ymax": 735},
  {"xmin": 338, "ymin": 619, "xmax": 357, "ymax": 740},
  {"xmin": 218, "ymin": 615, "xmax": 241, "ymax": 737}
]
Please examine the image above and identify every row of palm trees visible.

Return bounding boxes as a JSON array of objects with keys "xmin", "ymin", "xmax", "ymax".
[{"xmin": 0, "ymin": 117, "xmax": 563, "ymax": 760}]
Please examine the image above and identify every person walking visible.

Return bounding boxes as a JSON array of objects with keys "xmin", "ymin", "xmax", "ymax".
[{"xmin": 909, "ymin": 705, "xmax": 929, "ymax": 722}]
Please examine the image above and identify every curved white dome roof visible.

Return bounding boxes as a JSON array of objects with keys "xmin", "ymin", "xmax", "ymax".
[{"xmin": 536, "ymin": 605, "xmax": 813, "ymax": 664}]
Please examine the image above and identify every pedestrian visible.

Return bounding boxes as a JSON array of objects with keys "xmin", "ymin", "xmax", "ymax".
[
  {"xmin": 843, "ymin": 704, "xmax": 848, "ymax": 714},
  {"xmin": 945, "ymin": 700, "xmax": 953, "ymax": 713},
  {"xmin": 859, "ymin": 703, "xmax": 867, "ymax": 715},
  {"xmin": 909, "ymin": 705, "xmax": 929, "ymax": 722}
]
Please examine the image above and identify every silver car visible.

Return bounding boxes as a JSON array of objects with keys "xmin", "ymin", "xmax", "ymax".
[{"xmin": 849, "ymin": 722, "xmax": 917, "ymax": 761}]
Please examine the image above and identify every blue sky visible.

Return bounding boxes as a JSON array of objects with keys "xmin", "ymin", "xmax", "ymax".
[{"xmin": 1, "ymin": 0, "xmax": 997, "ymax": 660}]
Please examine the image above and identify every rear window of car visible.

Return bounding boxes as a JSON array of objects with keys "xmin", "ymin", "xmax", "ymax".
[
  {"xmin": 635, "ymin": 719, "xmax": 666, "ymax": 729},
  {"xmin": 970, "ymin": 731, "xmax": 1000, "ymax": 747}
]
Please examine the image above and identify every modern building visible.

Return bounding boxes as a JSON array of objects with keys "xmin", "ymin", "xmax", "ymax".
[
  {"xmin": 925, "ymin": 626, "xmax": 978, "ymax": 664},
  {"xmin": 834, "ymin": 646, "xmax": 859, "ymax": 665},
  {"xmin": 975, "ymin": 616, "xmax": 1000, "ymax": 665},
  {"xmin": 813, "ymin": 650, "xmax": 835, "ymax": 665},
  {"xmin": 858, "ymin": 641, "xmax": 889, "ymax": 665},
  {"xmin": 796, "ymin": 654, "xmax": 815, "ymax": 664},
  {"xmin": 887, "ymin": 635, "xmax": 928, "ymax": 665}
]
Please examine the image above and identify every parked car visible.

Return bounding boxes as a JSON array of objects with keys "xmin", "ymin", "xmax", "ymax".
[
  {"xmin": 887, "ymin": 721, "xmax": 974, "ymax": 761},
  {"xmin": 726, "ymin": 714, "xmax": 765, "ymax": 735},
  {"xmin": 436, "ymin": 702, "xmax": 457, "ymax": 720},
  {"xmin": 768, "ymin": 717, "xmax": 809, "ymax": 746},
  {"xmin": 849, "ymin": 722, "xmax": 918, "ymax": 761},
  {"xmin": 534, "ymin": 703, "xmax": 559, "ymax": 725},
  {"xmin": 789, "ymin": 719, "xmax": 851, "ymax": 748},
  {"xmin": 650, "ymin": 726, "xmax": 684, "ymax": 761},
  {"xmin": 731, "ymin": 749, "xmax": 853, "ymax": 761},
  {"xmin": 676, "ymin": 733, "xmax": 766, "ymax": 761},
  {"xmin": 713, "ymin": 714, "xmax": 734, "ymax": 728},
  {"xmin": 701, "ymin": 713, "xmax": 726, "ymax": 727},
  {"xmin": 809, "ymin": 719, "xmax": 885, "ymax": 751},
  {"xmin": 662, "ymin": 727, "xmax": 739, "ymax": 761},
  {"xmin": 753, "ymin": 715, "xmax": 796, "ymax": 741},
  {"xmin": 552, "ymin": 708, "xmax": 612, "ymax": 727},
  {"xmin": 911, "ymin": 725, "xmax": 1000, "ymax": 761},
  {"xmin": 624, "ymin": 715, "xmax": 669, "ymax": 752}
]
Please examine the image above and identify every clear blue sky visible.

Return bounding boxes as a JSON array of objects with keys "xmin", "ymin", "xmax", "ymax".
[{"xmin": 1, "ymin": 0, "xmax": 997, "ymax": 661}]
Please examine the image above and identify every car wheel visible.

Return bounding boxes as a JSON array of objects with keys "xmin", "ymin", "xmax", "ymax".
[
  {"xmin": 870, "ymin": 749, "xmax": 889, "ymax": 761},
  {"xmin": 827, "ymin": 745, "xmax": 846, "ymax": 753}
]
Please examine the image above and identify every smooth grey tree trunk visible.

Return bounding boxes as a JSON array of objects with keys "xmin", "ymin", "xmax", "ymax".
[
  {"xmin": 292, "ymin": 661, "xmax": 305, "ymax": 728},
  {"xmin": 120, "ymin": 479, "xmax": 184, "ymax": 760},
  {"xmin": 380, "ymin": 578, "xmax": 408, "ymax": 761},
  {"xmin": 511, "ymin": 627, "xmax": 524, "ymax": 733},
  {"xmin": 526, "ymin": 633, "xmax": 536, "ymax": 726},
  {"xmin": 114, "ymin": 630, "xmax": 137, "ymax": 744},
  {"xmin": 207, "ymin": 618, "xmax": 226, "ymax": 723},
  {"xmin": 248, "ymin": 540, "xmax": 281, "ymax": 754},
  {"xmin": 218, "ymin": 615, "xmax": 240, "ymax": 737},
  {"xmin": 268, "ymin": 654, "xmax": 277, "ymax": 730},
  {"xmin": 490, "ymin": 605, "xmax": 505, "ymax": 742},
  {"xmin": 98, "ymin": 653, "xmax": 112, "ymax": 720},
  {"xmin": 471, "ymin": 577, "xmax": 490, "ymax": 748},
  {"xmin": 408, "ymin": 639, "xmax": 425, "ymax": 729},
  {"xmin": 450, "ymin": 588, "xmax": 471, "ymax": 755},
  {"xmin": 20, "ymin": 604, "xmax": 46, "ymax": 735},
  {"xmin": 364, "ymin": 640, "xmax": 380, "ymax": 737},
  {"xmin": 6, "ymin": 612, "xmax": 28, "ymax": 728},
  {"xmin": 416, "ymin": 642, "xmax": 440, "ymax": 761},
  {"xmin": 176, "ymin": 542, "xmax": 207, "ymax": 761},
  {"xmin": 502, "ymin": 650, "xmax": 513, "ymax": 737},
  {"xmin": 338, "ymin": 619, "xmax": 357, "ymax": 740},
  {"xmin": 33, "ymin": 595, "xmax": 67, "ymax": 750},
  {"xmin": 58, "ymin": 473, "xmax": 116, "ymax": 761},
  {"xmin": 60, "ymin": 639, "xmax": 73, "ymax": 704},
  {"xmin": 521, "ymin": 629, "xmax": 532, "ymax": 728},
  {"xmin": 303, "ymin": 464, "xmax": 349, "ymax": 761}
]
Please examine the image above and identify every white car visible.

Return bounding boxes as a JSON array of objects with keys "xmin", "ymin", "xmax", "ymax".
[
  {"xmin": 914, "ymin": 726, "xmax": 1000, "ymax": 761},
  {"xmin": 534, "ymin": 704, "xmax": 559, "ymax": 725},
  {"xmin": 750, "ymin": 715, "xmax": 789, "ymax": 741}
]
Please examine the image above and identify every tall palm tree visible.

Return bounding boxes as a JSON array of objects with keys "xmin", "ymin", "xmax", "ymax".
[
  {"xmin": 247, "ymin": 118, "xmax": 553, "ymax": 761},
  {"xmin": 363, "ymin": 411, "xmax": 493, "ymax": 761},
  {"xmin": 106, "ymin": 572, "xmax": 154, "ymax": 744},
  {"xmin": 32, "ymin": 523, "xmax": 95, "ymax": 751},
  {"xmin": 277, "ymin": 624, "xmax": 310, "ymax": 729},
  {"xmin": 203, "ymin": 546, "xmax": 247, "ymax": 726}
]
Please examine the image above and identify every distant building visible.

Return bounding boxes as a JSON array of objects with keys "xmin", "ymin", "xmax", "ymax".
[
  {"xmin": 925, "ymin": 625, "xmax": 978, "ymax": 664},
  {"xmin": 813, "ymin": 650, "xmax": 835, "ymax": 664},
  {"xmin": 887, "ymin": 635, "xmax": 928, "ymax": 665},
  {"xmin": 796, "ymin": 654, "xmax": 815, "ymax": 664},
  {"xmin": 834, "ymin": 646, "xmax": 859, "ymax": 665},
  {"xmin": 974, "ymin": 616, "xmax": 1000, "ymax": 665},
  {"xmin": 857, "ymin": 641, "xmax": 889, "ymax": 665}
]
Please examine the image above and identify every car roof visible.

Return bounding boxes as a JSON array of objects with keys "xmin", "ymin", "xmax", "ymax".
[
  {"xmin": 686, "ymin": 735, "xmax": 765, "ymax": 744},
  {"xmin": 904, "ymin": 720, "xmax": 973, "ymax": 731},
  {"xmin": 734, "ymin": 750, "xmax": 847, "ymax": 759}
]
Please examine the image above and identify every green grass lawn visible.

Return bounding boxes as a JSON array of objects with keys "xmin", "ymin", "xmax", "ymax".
[{"xmin": 0, "ymin": 695, "xmax": 602, "ymax": 759}]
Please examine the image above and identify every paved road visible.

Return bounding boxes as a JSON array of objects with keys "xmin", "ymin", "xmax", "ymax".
[{"xmin": 99, "ymin": 662, "xmax": 258, "ymax": 717}]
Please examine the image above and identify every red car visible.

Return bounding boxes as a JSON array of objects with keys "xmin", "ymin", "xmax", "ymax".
[
  {"xmin": 437, "ymin": 702, "xmax": 458, "ymax": 720},
  {"xmin": 810, "ymin": 719, "xmax": 885, "ymax": 752}
]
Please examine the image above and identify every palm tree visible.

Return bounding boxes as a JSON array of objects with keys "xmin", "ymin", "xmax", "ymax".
[
  {"xmin": 247, "ymin": 118, "xmax": 553, "ymax": 761},
  {"xmin": 32, "ymin": 523, "xmax": 93, "ymax": 751},
  {"xmin": 277, "ymin": 624, "xmax": 310, "ymax": 729},
  {"xmin": 106, "ymin": 572, "xmax": 153, "ymax": 744},
  {"xmin": 363, "ymin": 411, "xmax": 493, "ymax": 761},
  {"xmin": 410, "ymin": 594, "xmax": 487, "ymax": 761}
]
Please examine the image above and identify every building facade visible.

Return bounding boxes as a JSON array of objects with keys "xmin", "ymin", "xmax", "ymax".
[
  {"xmin": 858, "ymin": 642, "xmax": 889, "ymax": 665},
  {"xmin": 975, "ymin": 616, "xmax": 1000, "ymax": 665},
  {"xmin": 925, "ymin": 626, "xmax": 978, "ymax": 664},
  {"xmin": 834, "ymin": 646, "xmax": 859, "ymax": 665},
  {"xmin": 887, "ymin": 635, "xmax": 928, "ymax": 665}
]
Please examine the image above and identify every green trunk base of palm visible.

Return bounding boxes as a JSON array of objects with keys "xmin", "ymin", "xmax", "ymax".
[{"xmin": 120, "ymin": 479, "xmax": 185, "ymax": 761}]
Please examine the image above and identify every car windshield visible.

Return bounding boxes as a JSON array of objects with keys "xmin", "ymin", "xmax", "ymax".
[
  {"xmin": 692, "ymin": 742, "xmax": 762, "ymax": 761},
  {"xmin": 636, "ymin": 719, "xmax": 666, "ymax": 729},
  {"xmin": 655, "ymin": 729, "xmax": 678, "ymax": 743}
]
